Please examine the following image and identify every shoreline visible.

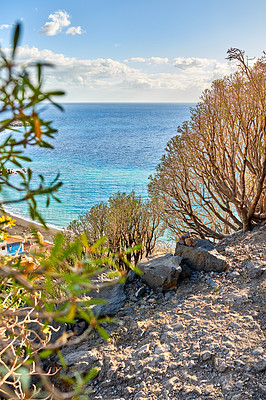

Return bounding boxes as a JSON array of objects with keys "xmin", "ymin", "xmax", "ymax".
[{"xmin": 1, "ymin": 211, "xmax": 63, "ymax": 242}]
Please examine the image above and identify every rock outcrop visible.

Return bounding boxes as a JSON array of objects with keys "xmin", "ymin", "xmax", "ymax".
[
  {"xmin": 175, "ymin": 238, "xmax": 227, "ymax": 272},
  {"xmin": 138, "ymin": 253, "xmax": 182, "ymax": 291},
  {"xmin": 83, "ymin": 273, "xmax": 127, "ymax": 317}
]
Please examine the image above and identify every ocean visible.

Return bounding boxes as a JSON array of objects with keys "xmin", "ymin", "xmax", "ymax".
[{"xmin": 1, "ymin": 103, "xmax": 193, "ymax": 228}]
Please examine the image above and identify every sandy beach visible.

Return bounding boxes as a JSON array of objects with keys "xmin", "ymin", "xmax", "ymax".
[{"xmin": 1, "ymin": 212, "xmax": 62, "ymax": 242}]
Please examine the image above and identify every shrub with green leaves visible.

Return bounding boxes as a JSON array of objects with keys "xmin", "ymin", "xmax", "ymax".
[
  {"xmin": 67, "ymin": 191, "xmax": 165, "ymax": 268},
  {"xmin": 0, "ymin": 23, "xmax": 63, "ymax": 226},
  {"xmin": 0, "ymin": 24, "xmax": 137, "ymax": 400}
]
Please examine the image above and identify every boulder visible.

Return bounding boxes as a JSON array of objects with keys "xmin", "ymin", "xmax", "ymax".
[
  {"xmin": 138, "ymin": 253, "xmax": 182, "ymax": 291},
  {"xmin": 175, "ymin": 239, "xmax": 227, "ymax": 272},
  {"xmin": 84, "ymin": 275, "xmax": 126, "ymax": 317},
  {"xmin": 15, "ymin": 307, "xmax": 66, "ymax": 344},
  {"xmin": 59, "ymin": 344, "xmax": 101, "ymax": 377},
  {"xmin": 246, "ymin": 261, "xmax": 265, "ymax": 279}
]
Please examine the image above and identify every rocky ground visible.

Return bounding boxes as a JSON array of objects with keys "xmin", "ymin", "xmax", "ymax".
[{"xmin": 59, "ymin": 224, "xmax": 265, "ymax": 400}]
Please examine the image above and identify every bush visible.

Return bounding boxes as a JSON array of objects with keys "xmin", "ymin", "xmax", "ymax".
[
  {"xmin": 0, "ymin": 24, "xmax": 137, "ymax": 400},
  {"xmin": 67, "ymin": 191, "xmax": 165, "ymax": 268},
  {"xmin": 149, "ymin": 48, "xmax": 266, "ymax": 240}
]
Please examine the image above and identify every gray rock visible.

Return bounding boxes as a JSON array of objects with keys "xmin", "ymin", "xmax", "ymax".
[
  {"xmin": 230, "ymin": 270, "xmax": 240, "ymax": 278},
  {"xmin": 164, "ymin": 291, "xmax": 173, "ymax": 301},
  {"xmin": 175, "ymin": 240, "xmax": 227, "ymax": 272},
  {"xmin": 62, "ymin": 349, "xmax": 98, "ymax": 367},
  {"xmin": 246, "ymin": 261, "xmax": 265, "ymax": 279},
  {"xmin": 138, "ymin": 253, "xmax": 182, "ymax": 291},
  {"xmin": 127, "ymin": 269, "xmax": 137, "ymax": 282},
  {"xmin": 194, "ymin": 238, "xmax": 215, "ymax": 251},
  {"xmin": 252, "ymin": 347, "xmax": 264, "ymax": 357},
  {"xmin": 201, "ymin": 351, "xmax": 212, "ymax": 361},
  {"xmin": 172, "ymin": 323, "xmax": 183, "ymax": 331},
  {"xmin": 17, "ymin": 307, "xmax": 66, "ymax": 344},
  {"xmin": 229, "ymin": 321, "xmax": 241, "ymax": 329},
  {"xmin": 253, "ymin": 358, "xmax": 266, "ymax": 372},
  {"xmin": 226, "ymin": 291, "xmax": 249, "ymax": 305},
  {"xmin": 135, "ymin": 286, "xmax": 146, "ymax": 298},
  {"xmin": 206, "ymin": 278, "xmax": 219, "ymax": 288},
  {"xmin": 214, "ymin": 357, "xmax": 228, "ymax": 372},
  {"xmin": 60, "ymin": 348, "xmax": 100, "ymax": 377},
  {"xmin": 86, "ymin": 280, "xmax": 126, "ymax": 317}
]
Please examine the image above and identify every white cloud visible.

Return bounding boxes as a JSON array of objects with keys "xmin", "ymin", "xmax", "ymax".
[
  {"xmin": 66, "ymin": 26, "xmax": 84, "ymax": 35},
  {"xmin": 15, "ymin": 46, "xmax": 137, "ymax": 83},
  {"xmin": 125, "ymin": 57, "xmax": 169, "ymax": 64},
  {"xmin": 0, "ymin": 24, "xmax": 11, "ymax": 30},
  {"xmin": 173, "ymin": 57, "xmax": 216, "ymax": 70},
  {"xmin": 39, "ymin": 10, "xmax": 84, "ymax": 36},
  {"xmin": 39, "ymin": 10, "xmax": 70, "ymax": 36},
  {"xmin": 8, "ymin": 45, "xmax": 238, "ymax": 101}
]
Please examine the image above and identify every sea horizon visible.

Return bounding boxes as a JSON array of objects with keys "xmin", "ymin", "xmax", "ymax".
[{"xmin": 1, "ymin": 102, "xmax": 194, "ymax": 228}]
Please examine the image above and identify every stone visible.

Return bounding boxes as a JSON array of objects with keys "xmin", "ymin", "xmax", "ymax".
[
  {"xmin": 246, "ymin": 261, "xmax": 265, "ymax": 279},
  {"xmin": 62, "ymin": 349, "xmax": 98, "ymax": 367},
  {"xmin": 138, "ymin": 253, "xmax": 182, "ymax": 291},
  {"xmin": 166, "ymin": 376, "xmax": 182, "ymax": 390},
  {"xmin": 201, "ymin": 351, "xmax": 212, "ymax": 361},
  {"xmin": 252, "ymin": 347, "xmax": 264, "ymax": 357},
  {"xmin": 253, "ymin": 358, "xmax": 266, "ymax": 372},
  {"xmin": 206, "ymin": 278, "xmax": 219, "ymax": 288},
  {"xmin": 135, "ymin": 286, "xmax": 146, "ymax": 298},
  {"xmin": 154, "ymin": 345, "xmax": 165, "ymax": 355},
  {"xmin": 230, "ymin": 270, "xmax": 240, "ymax": 278},
  {"xmin": 175, "ymin": 239, "xmax": 227, "ymax": 272},
  {"xmin": 172, "ymin": 323, "xmax": 183, "ymax": 331},
  {"xmin": 85, "ymin": 276, "xmax": 126, "ymax": 317},
  {"xmin": 59, "ymin": 348, "xmax": 100, "ymax": 377},
  {"xmin": 229, "ymin": 321, "xmax": 241, "ymax": 329},
  {"xmin": 184, "ymin": 237, "xmax": 197, "ymax": 247},
  {"xmin": 164, "ymin": 291, "xmax": 173, "ymax": 301},
  {"xmin": 127, "ymin": 269, "xmax": 137, "ymax": 282},
  {"xmin": 214, "ymin": 358, "xmax": 228, "ymax": 372},
  {"xmin": 226, "ymin": 291, "xmax": 249, "ymax": 305},
  {"xmin": 17, "ymin": 307, "xmax": 66, "ymax": 344}
]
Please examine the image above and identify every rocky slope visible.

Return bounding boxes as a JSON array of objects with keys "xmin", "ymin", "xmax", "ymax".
[{"xmin": 60, "ymin": 224, "xmax": 265, "ymax": 400}]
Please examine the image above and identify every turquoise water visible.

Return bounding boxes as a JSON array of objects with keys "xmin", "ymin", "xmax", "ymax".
[{"xmin": 1, "ymin": 103, "xmax": 193, "ymax": 227}]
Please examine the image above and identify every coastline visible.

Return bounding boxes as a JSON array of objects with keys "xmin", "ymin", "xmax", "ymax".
[{"xmin": 1, "ymin": 211, "xmax": 63, "ymax": 242}]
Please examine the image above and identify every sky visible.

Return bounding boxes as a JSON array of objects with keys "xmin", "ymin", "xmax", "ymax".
[{"xmin": 1, "ymin": 0, "xmax": 266, "ymax": 102}]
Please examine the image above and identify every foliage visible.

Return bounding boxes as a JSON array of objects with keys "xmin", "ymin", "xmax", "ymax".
[
  {"xmin": 67, "ymin": 191, "xmax": 165, "ymax": 268},
  {"xmin": 149, "ymin": 49, "xmax": 266, "ymax": 239},
  {"xmin": 0, "ymin": 23, "xmax": 63, "ymax": 226},
  {"xmin": 0, "ymin": 231, "xmax": 136, "ymax": 400},
  {"xmin": 0, "ymin": 24, "xmax": 137, "ymax": 400}
]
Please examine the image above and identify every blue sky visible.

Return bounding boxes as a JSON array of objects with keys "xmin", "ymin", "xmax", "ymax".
[{"xmin": 1, "ymin": 0, "xmax": 266, "ymax": 102}]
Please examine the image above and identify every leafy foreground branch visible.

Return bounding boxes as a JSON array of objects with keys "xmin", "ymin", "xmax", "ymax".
[
  {"xmin": 0, "ymin": 232, "xmax": 140, "ymax": 399},
  {"xmin": 0, "ymin": 24, "xmax": 137, "ymax": 399},
  {"xmin": 0, "ymin": 23, "xmax": 64, "ymax": 226}
]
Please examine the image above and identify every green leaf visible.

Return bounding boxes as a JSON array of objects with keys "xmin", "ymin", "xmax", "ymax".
[
  {"xmin": 83, "ymin": 367, "xmax": 100, "ymax": 384},
  {"xmin": 96, "ymin": 325, "xmax": 109, "ymax": 341},
  {"xmin": 18, "ymin": 367, "xmax": 30, "ymax": 391},
  {"xmin": 12, "ymin": 23, "xmax": 21, "ymax": 58},
  {"xmin": 37, "ymin": 63, "xmax": 42, "ymax": 84},
  {"xmin": 39, "ymin": 349, "xmax": 53, "ymax": 358},
  {"xmin": 57, "ymin": 350, "xmax": 67, "ymax": 368},
  {"xmin": 46, "ymin": 91, "xmax": 65, "ymax": 97}
]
